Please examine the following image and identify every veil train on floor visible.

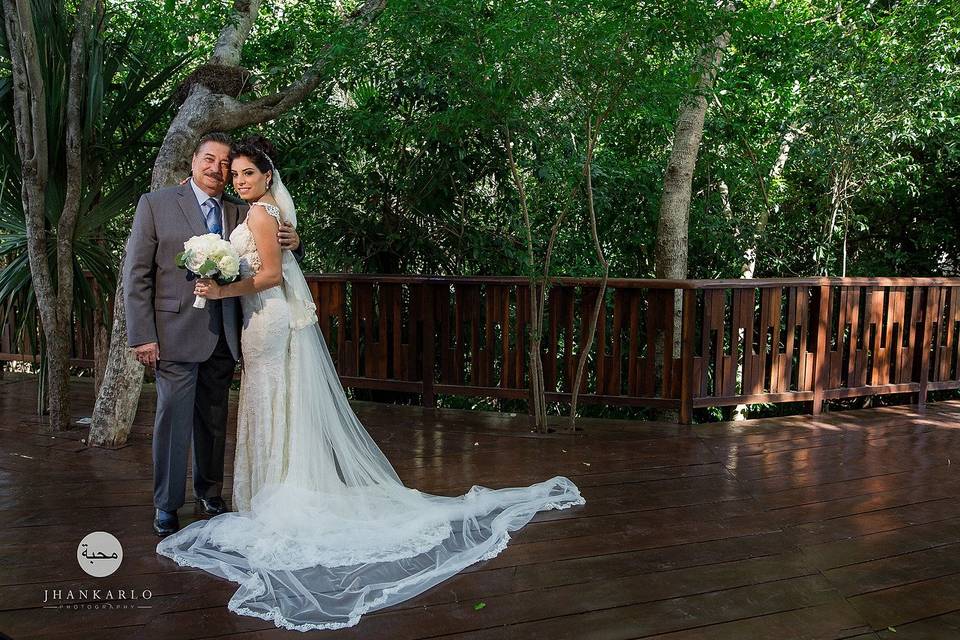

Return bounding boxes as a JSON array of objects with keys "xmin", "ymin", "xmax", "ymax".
[{"xmin": 156, "ymin": 168, "xmax": 585, "ymax": 631}]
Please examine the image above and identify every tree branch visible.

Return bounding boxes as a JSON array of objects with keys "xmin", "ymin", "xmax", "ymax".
[
  {"xmin": 217, "ymin": 0, "xmax": 386, "ymax": 128},
  {"xmin": 3, "ymin": 0, "xmax": 46, "ymax": 180},
  {"xmin": 218, "ymin": 59, "xmax": 333, "ymax": 128},
  {"xmin": 2, "ymin": 0, "xmax": 55, "ymax": 323},
  {"xmin": 58, "ymin": 0, "xmax": 98, "ymax": 327},
  {"xmin": 210, "ymin": 0, "xmax": 262, "ymax": 66}
]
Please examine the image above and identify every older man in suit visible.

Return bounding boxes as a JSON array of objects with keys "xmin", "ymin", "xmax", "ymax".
[{"xmin": 124, "ymin": 132, "xmax": 303, "ymax": 536}]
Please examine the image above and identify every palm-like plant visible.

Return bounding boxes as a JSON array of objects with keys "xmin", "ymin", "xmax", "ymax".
[{"xmin": 0, "ymin": 1, "xmax": 190, "ymax": 412}]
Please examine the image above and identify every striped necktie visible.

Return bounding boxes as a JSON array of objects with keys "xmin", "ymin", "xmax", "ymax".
[{"xmin": 203, "ymin": 198, "xmax": 222, "ymax": 236}]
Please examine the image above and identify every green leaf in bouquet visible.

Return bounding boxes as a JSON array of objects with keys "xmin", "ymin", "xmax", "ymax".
[
  {"xmin": 175, "ymin": 251, "xmax": 187, "ymax": 268},
  {"xmin": 198, "ymin": 258, "xmax": 218, "ymax": 276}
]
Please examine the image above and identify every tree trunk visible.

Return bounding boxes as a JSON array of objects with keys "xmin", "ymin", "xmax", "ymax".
[
  {"xmin": 90, "ymin": 0, "xmax": 387, "ymax": 446},
  {"xmin": 92, "ymin": 307, "xmax": 110, "ymax": 397},
  {"xmin": 90, "ymin": 266, "xmax": 146, "ymax": 447},
  {"xmin": 504, "ymin": 125, "xmax": 548, "ymax": 432},
  {"xmin": 3, "ymin": 0, "xmax": 95, "ymax": 431},
  {"xmin": 43, "ymin": 329, "xmax": 72, "ymax": 429},
  {"xmin": 733, "ymin": 125, "xmax": 800, "ymax": 420},
  {"xmin": 568, "ymin": 117, "xmax": 608, "ymax": 433},
  {"xmin": 654, "ymin": 24, "xmax": 732, "ymax": 277},
  {"xmin": 740, "ymin": 126, "xmax": 800, "ymax": 280},
  {"xmin": 653, "ymin": 6, "xmax": 734, "ymax": 421}
]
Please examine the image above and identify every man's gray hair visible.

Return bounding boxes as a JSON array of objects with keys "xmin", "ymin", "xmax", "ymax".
[{"xmin": 193, "ymin": 132, "xmax": 232, "ymax": 155}]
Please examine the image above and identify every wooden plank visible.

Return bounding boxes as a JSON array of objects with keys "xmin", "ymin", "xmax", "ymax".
[
  {"xmin": 878, "ymin": 287, "xmax": 896, "ymax": 385},
  {"xmin": 608, "ymin": 288, "xmax": 625, "ymax": 396},
  {"xmin": 421, "ymin": 284, "xmax": 435, "ymax": 407},
  {"xmin": 918, "ymin": 286, "xmax": 940, "ymax": 406},
  {"xmin": 436, "ymin": 283, "xmax": 452, "ymax": 384},
  {"xmin": 627, "ymin": 289, "xmax": 640, "ymax": 396},
  {"xmin": 469, "ymin": 285, "xmax": 482, "ymax": 387},
  {"xmin": 334, "ymin": 281, "xmax": 347, "ymax": 371},
  {"xmin": 753, "ymin": 288, "xmax": 772, "ymax": 394},
  {"xmin": 546, "ymin": 286, "xmax": 561, "ymax": 392},
  {"xmin": 845, "ymin": 286, "xmax": 862, "ymax": 388},
  {"xmin": 407, "ymin": 284, "xmax": 422, "ymax": 381},
  {"xmin": 453, "ymin": 285, "xmax": 466, "ymax": 385},
  {"xmin": 680, "ymin": 290, "xmax": 697, "ymax": 423},
  {"xmin": 564, "ymin": 287, "xmax": 576, "ymax": 394},
  {"xmin": 937, "ymin": 287, "xmax": 957, "ymax": 382},
  {"xmin": 811, "ymin": 285, "xmax": 831, "ymax": 415},
  {"xmin": 512, "ymin": 284, "xmax": 525, "ymax": 390},
  {"xmin": 888, "ymin": 287, "xmax": 906, "ymax": 385},
  {"xmin": 728, "ymin": 288, "xmax": 746, "ymax": 397},
  {"xmin": 594, "ymin": 286, "xmax": 608, "ymax": 395},
  {"xmin": 867, "ymin": 286, "xmax": 884, "ymax": 386},
  {"xmin": 768, "ymin": 287, "xmax": 783, "ymax": 393},
  {"xmin": 661, "ymin": 289, "xmax": 676, "ymax": 398},
  {"xmin": 795, "ymin": 286, "xmax": 812, "ymax": 392},
  {"xmin": 780, "ymin": 286, "xmax": 798, "ymax": 392},
  {"xmin": 741, "ymin": 287, "xmax": 758, "ymax": 398}
]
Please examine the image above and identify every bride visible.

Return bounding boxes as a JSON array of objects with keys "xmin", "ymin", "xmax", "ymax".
[{"xmin": 158, "ymin": 135, "xmax": 585, "ymax": 632}]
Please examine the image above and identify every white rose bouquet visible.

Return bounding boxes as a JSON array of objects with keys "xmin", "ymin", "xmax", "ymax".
[{"xmin": 175, "ymin": 233, "xmax": 241, "ymax": 309}]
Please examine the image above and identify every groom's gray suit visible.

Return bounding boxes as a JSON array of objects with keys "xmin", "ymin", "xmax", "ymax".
[
  {"xmin": 123, "ymin": 181, "xmax": 302, "ymax": 513},
  {"xmin": 124, "ymin": 182, "xmax": 242, "ymax": 513}
]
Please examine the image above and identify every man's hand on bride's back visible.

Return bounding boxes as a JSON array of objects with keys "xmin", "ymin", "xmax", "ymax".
[{"xmin": 277, "ymin": 221, "xmax": 300, "ymax": 251}]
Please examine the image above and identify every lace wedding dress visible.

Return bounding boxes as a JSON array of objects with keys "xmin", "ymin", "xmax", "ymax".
[{"xmin": 156, "ymin": 180, "xmax": 585, "ymax": 632}]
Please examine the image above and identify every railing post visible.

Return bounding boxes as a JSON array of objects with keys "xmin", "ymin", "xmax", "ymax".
[
  {"xmin": 421, "ymin": 283, "xmax": 436, "ymax": 408},
  {"xmin": 810, "ymin": 284, "xmax": 831, "ymax": 416},
  {"xmin": 679, "ymin": 288, "xmax": 696, "ymax": 425},
  {"xmin": 917, "ymin": 285, "xmax": 938, "ymax": 409}
]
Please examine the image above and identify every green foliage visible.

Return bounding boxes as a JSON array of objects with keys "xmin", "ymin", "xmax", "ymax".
[
  {"xmin": 4, "ymin": 0, "xmax": 958, "ymax": 361},
  {"xmin": 698, "ymin": 0, "xmax": 960, "ymax": 278},
  {"xmin": 231, "ymin": 0, "xmax": 958, "ymax": 281},
  {"xmin": 0, "ymin": 0, "xmax": 190, "ymax": 355}
]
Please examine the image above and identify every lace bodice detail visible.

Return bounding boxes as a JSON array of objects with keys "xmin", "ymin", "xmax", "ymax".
[
  {"xmin": 228, "ymin": 201, "xmax": 318, "ymax": 331},
  {"xmin": 229, "ymin": 202, "xmax": 283, "ymax": 279}
]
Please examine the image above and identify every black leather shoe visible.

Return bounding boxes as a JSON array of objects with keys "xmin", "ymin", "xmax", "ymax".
[
  {"xmin": 195, "ymin": 495, "xmax": 227, "ymax": 516},
  {"xmin": 153, "ymin": 508, "xmax": 180, "ymax": 537}
]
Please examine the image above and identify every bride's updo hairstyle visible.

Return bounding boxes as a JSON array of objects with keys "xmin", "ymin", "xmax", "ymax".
[{"xmin": 231, "ymin": 135, "xmax": 277, "ymax": 188}]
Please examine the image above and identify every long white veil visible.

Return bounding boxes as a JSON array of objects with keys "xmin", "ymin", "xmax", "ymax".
[{"xmin": 156, "ymin": 170, "xmax": 585, "ymax": 631}]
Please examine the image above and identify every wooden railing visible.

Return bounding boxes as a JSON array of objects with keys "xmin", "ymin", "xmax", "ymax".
[
  {"xmin": 4, "ymin": 275, "xmax": 960, "ymax": 422},
  {"xmin": 0, "ymin": 298, "xmax": 99, "ymax": 368},
  {"xmin": 677, "ymin": 278, "xmax": 960, "ymax": 422},
  {"xmin": 307, "ymin": 275, "xmax": 960, "ymax": 422}
]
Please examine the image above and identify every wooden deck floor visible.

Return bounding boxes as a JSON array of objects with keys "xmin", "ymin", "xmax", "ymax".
[{"xmin": 2, "ymin": 375, "xmax": 960, "ymax": 639}]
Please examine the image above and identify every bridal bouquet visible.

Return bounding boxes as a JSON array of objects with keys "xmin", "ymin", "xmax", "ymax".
[{"xmin": 175, "ymin": 234, "xmax": 240, "ymax": 309}]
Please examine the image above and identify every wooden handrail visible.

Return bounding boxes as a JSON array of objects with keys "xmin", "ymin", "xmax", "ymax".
[{"xmin": 304, "ymin": 274, "xmax": 960, "ymax": 289}]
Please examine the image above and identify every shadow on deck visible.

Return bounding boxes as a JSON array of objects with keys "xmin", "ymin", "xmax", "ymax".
[{"xmin": 2, "ymin": 374, "xmax": 960, "ymax": 639}]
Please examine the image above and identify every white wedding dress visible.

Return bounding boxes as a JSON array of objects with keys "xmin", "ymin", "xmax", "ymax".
[{"xmin": 156, "ymin": 176, "xmax": 585, "ymax": 632}]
